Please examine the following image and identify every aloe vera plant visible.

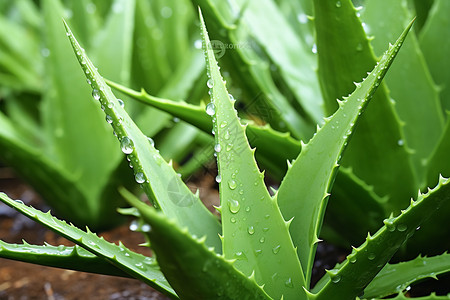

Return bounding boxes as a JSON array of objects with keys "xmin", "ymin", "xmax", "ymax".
[
  {"xmin": 1, "ymin": 4, "xmax": 450, "ymax": 298},
  {"xmin": 0, "ymin": 0, "xmax": 209, "ymax": 229}
]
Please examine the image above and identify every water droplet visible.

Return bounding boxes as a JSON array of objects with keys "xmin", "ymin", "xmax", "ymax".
[
  {"xmin": 356, "ymin": 43, "xmax": 363, "ymax": 51},
  {"xmin": 397, "ymin": 224, "xmax": 407, "ymax": 232},
  {"xmin": 228, "ymin": 180, "xmax": 237, "ymax": 190},
  {"xmin": 147, "ymin": 137, "xmax": 155, "ymax": 147},
  {"xmin": 368, "ymin": 253, "xmax": 376, "ymax": 260},
  {"xmin": 331, "ymin": 274, "xmax": 341, "ymax": 283},
  {"xmin": 297, "ymin": 13, "xmax": 308, "ymax": 24},
  {"xmin": 207, "ymin": 79, "xmax": 214, "ymax": 88},
  {"xmin": 124, "ymin": 252, "xmax": 130, "ymax": 257},
  {"xmin": 272, "ymin": 245, "xmax": 281, "ymax": 254},
  {"xmin": 105, "ymin": 115, "xmax": 113, "ymax": 124},
  {"xmin": 206, "ymin": 103, "xmax": 215, "ymax": 116},
  {"xmin": 245, "ymin": 206, "xmax": 250, "ymax": 212},
  {"xmin": 141, "ymin": 224, "xmax": 151, "ymax": 232},
  {"xmin": 285, "ymin": 277, "xmax": 294, "ymax": 288},
  {"xmin": 230, "ymin": 217, "xmax": 236, "ymax": 223},
  {"xmin": 259, "ymin": 237, "xmax": 265, "ymax": 243},
  {"xmin": 311, "ymin": 43, "xmax": 317, "ymax": 54},
  {"xmin": 135, "ymin": 172, "xmax": 145, "ymax": 184},
  {"xmin": 129, "ymin": 220, "xmax": 138, "ymax": 231},
  {"xmin": 254, "ymin": 249, "xmax": 262, "ymax": 256},
  {"xmin": 226, "ymin": 144, "xmax": 233, "ymax": 151},
  {"xmin": 120, "ymin": 137, "xmax": 134, "ymax": 154},
  {"xmin": 247, "ymin": 226, "xmax": 255, "ymax": 235},
  {"xmin": 235, "ymin": 251, "xmax": 247, "ymax": 261},
  {"xmin": 117, "ymin": 99, "xmax": 125, "ymax": 107},
  {"xmin": 349, "ymin": 256, "xmax": 357, "ymax": 263},
  {"xmin": 220, "ymin": 121, "xmax": 228, "ymax": 128},
  {"xmin": 336, "ymin": 1, "xmax": 342, "ymax": 7},
  {"xmin": 397, "ymin": 139, "xmax": 404, "ymax": 146},
  {"xmin": 224, "ymin": 131, "xmax": 230, "ymax": 140},
  {"xmin": 215, "ymin": 175, "xmax": 222, "ymax": 183},
  {"xmin": 86, "ymin": 78, "xmax": 91, "ymax": 85},
  {"xmin": 15, "ymin": 200, "xmax": 24, "ymax": 205},
  {"xmin": 214, "ymin": 143, "xmax": 221, "ymax": 153},
  {"xmin": 92, "ymin": 89, "xmax": 100, "ymax": 101},
  {"xmin": 227, "ymin": 199, "xmax": 240, "ymax": 214}
]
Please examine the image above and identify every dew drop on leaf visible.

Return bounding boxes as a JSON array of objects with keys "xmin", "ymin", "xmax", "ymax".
[
  {"xmin": 129, "ymin": 220, "xmax": 138, "ymax": 231},
  {"xmin": 331, "ymin": 274, "xmax": 341, "ymax": 283},
  {"xmin": 227, "ymin": 199, "xmax": 240, "ymax": 214},
  {"xmin": 336, "ymin": 1, "xmax": 342, "ymax": 7},
  {"xmin": 206, "ymin": 103, "xmax": 215, "ymax": 116},
  {"xmin": 117, "ymin": 99, "xmax": 125, "ymax": 108},
  {"xmin": 92, "ymin": 89, "xmax": 100, "ymax": 101},
  {"xmin": 120, "ymin": 137, "xmax": 134, "ymax": 154},
  {"xmin": 247, "ymin": 226, "xmax": 255, "ymax": 235},
  {"xmin": 285, "ymin": 277, "xmax": 294, "ymax": 288},
  {"xmin": 272, "ymin": 245, "xmax": 281, "ymax": 254},
  {"xmin": 228, "ymin": 180, "xmax": 237, "ymax": 190},
  {"xmin": 214, "ymin": 143, "xmax": 221, "ymax": 153},
  {"xmin": 207, "ymin": 79, "xmax": 214, "ymax": 88},
  {"xmin": 215, "ymin": 175, "xmax": 222, "ymax": 183},
  {"xmin": 105, "ymin": 115, "xmax": 113, "ymax": 124},
  {"xmin": 141, "ymin": 224, "xmax": 151, "ymax": 232},
  {"xmin": 368, "ymin": 253, "xmax": 376, "ymax": 260},
  {"xmin": 397, "ymin": 224, "xmax": 407, "ymax": 232},
  {"xmin": 147, "ymin": 137, "xmax": 155, "ymax": 147},
  {"xmin": 135, "ymin": 172, "xmax": 145, "ymax": 184}
]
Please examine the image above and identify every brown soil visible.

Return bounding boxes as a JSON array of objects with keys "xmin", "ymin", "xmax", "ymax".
[{"xmin": 0, "ymin": 166, "xmax": 223, "ymax": 300}]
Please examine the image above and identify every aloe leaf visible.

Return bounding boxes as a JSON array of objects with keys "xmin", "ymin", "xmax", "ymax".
[
  {"xmin": 0, "ymin": 240, "xmax": 132, "ymax": 278},
  {"xmin": 121, "ymin": 189, "xmax": 270, "ymax": 300},
  {"xmin": 192, "ymin": 0, "xmax": 314, "ymax": 140},
  {"xmin": 323, "ymin": 167, "xmax": 386, "ymax": 246},
  {"xmin": 64, "ymin": 20, "xmax": 222, "ymax": 251},
  {"xmin": 419, "ymin": 0, "xmax": 450, "ymax": 113},
  {"xmin": 0, "ymin": 192, "xmax": 176, "ymax": 298},
  {"xmin": 314, "ymin": 0, "xmax": 417, "ymax": 214},
  {"xmin": 278, "ymin": 17, "xmax": 414, "ymax": 286},
  {"xmin": 106, "ymin": 79, "xmax": 302, "ymax": 178},
  {"xmin": 199, "ymin": 10, "xmax": 305, "ymax": 299},
  {"xmin": 372, "ymin": 293, "xmax": 450, "ymax": 300},
  {"xmin": 412, "ymin": 0, "xmax": 435, "ymax": 32},
  {"xmin": 231, "ymin": 0, "xmax": 323, "ymax": 123},
  {"xmin": 0, "ymin": 113, "xmax": 96, "ymax": 226},
  {"xmin": 361, "ymin": 0, "xmax": 444, "ymax": 184},
  {"xmin": 310, "ymin": 176, "xmax": 450, "ymax": 300},
  {"xmin": 91, "ymin": 0, "xmax": 135, "ymax": 86},
  {"xmin": 40, "ymin": 0, "xmax": 126, "ymax": 228},
  {"xmin": 364, "ymin": 252, "xmax": 450, "ymax": 299}
]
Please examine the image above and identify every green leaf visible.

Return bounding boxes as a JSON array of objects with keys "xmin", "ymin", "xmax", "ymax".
[
  {"xmin": 231, "ymin": 0, "xmax": 323, "ymax": 123},
  {"xmin": 106, "ymin": 79, "xmax": 302, "ymax": 179},
  {"xmin": 314, "ymin": 0, "xmax": 417, "ymax": 213},
  {"xmin": 310, "ymin": 176, "xmax": 450, "ymax": 300},
  {"xmin": 192, "ymin": 0, "xmax": 314, "ymax": 140},
  {"xmin": 123, "ymin": 189, "xmax": 271, "ymax": 300},
  {"xmin": 364, "ymin": 252, "xmax": 450, "ymax": 299},
  {"xmin": 419, "ymin": 0, "xmax": 450, "ymax": 113},
  {"xmin": 0, "ymin": 192, "xmax": 176, "ymax": 298},
  {"xmin": 200, "ymin": 9, "xmax": 305, "ymax": 300},
  {"xmin": 361, "ymin": 0, "xmax": 444, "ymax": 184},
  {"xmin": 278, "ymin": 16, "xmax": 414, "ymax": 285},
  {"xmin": 63, "ymin": 19, "xmax": 222, "ymax": 251},
  {"xmin": 0, "ymin": 113, "xmax": 99, "ymax": 227},
  {"xmin": 0, "ymin": 240, "xmax": 132, "ymax": 278},
  {"xmin": 90, "ymin": 0, "xmax": 135, "ymax": 86},
  {"xmin": 323, "ymin": 167, "xmax": 386, "ymax": 247}
]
